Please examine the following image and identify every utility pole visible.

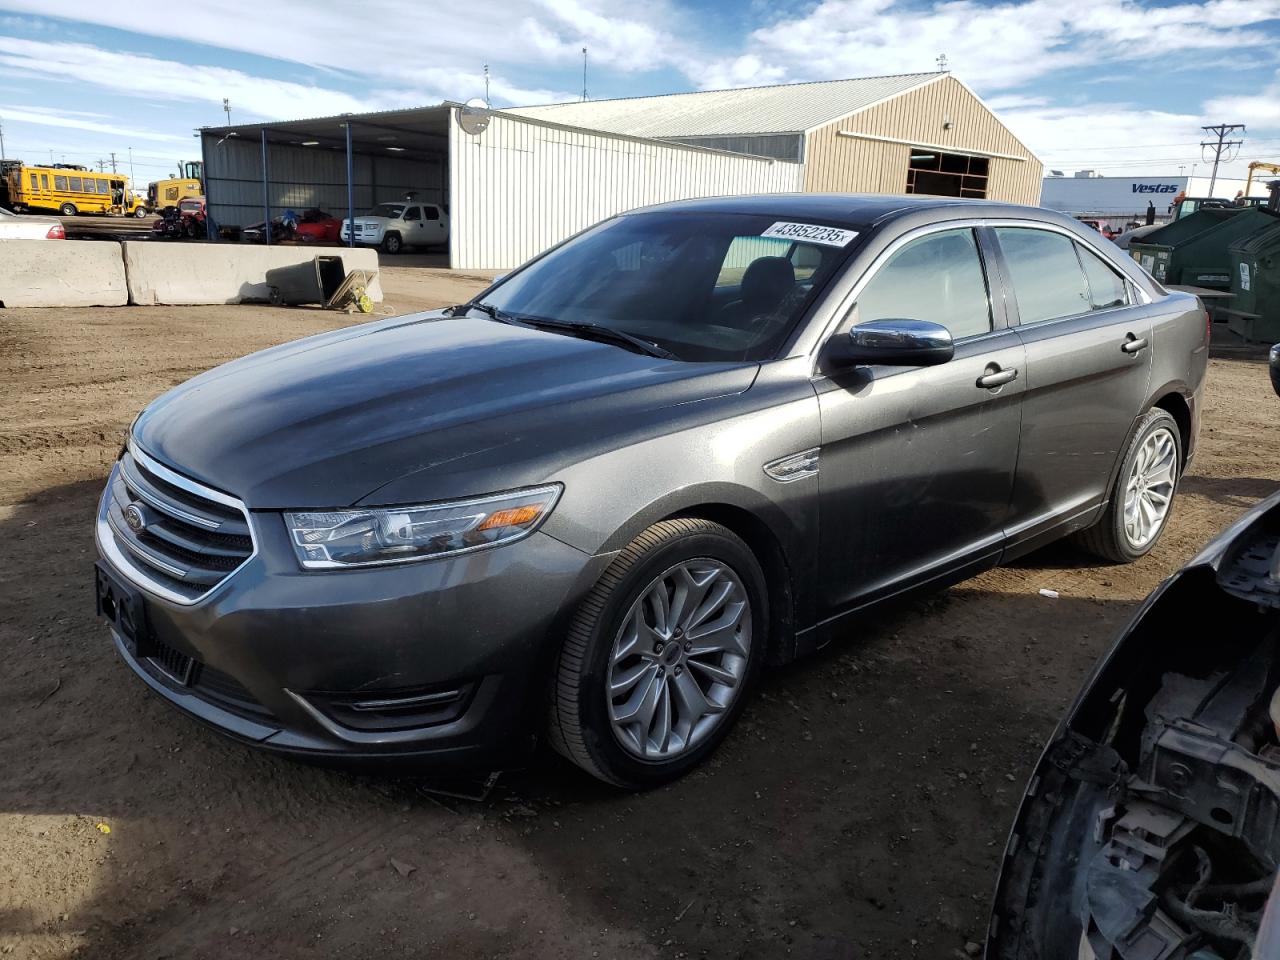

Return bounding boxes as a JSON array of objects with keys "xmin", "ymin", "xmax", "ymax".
[
  {"xmin": 96, "ymin": 159, "xmax": 105, "ymax": 171},
  {"xmin": 483, "ymin": 63, "xmax": 490, "ymax": 108},
  {"xmin": 582, "ymin": 47, "xmax": 588, "ymax": 101},
  {"xmin": 109, "ymin": 151, "xmax": 117, "ymax": 173},
  {"xmin": 223, "ymin": 97, "xmax": 231, "ymax": 125},
  {"xmin": 936, "ymin": 53, "xmax": 949, "ymax": 72},
  {"xmin": 1201, "ymin": 123, "xmax": 1245, "ymax": 198},
  {"xmin": 0, "ymin": 116, "xmax": 5, "ymax": 161},
  {"xmin": 128, "ymin": 147, "xmax": 134, "ymax": 182}
]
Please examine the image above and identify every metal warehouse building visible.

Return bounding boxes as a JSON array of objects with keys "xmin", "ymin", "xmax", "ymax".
[
  {"xmin": 512, "ymin": 72, "xmax": 1042, "ymax": 204},
  {"xmin": 199, "ymin": 71, "xmax": 1040, "ymax": 270},
  {"xmin": 199, "ymin": 106, "xmax": 799, "ymax": 270}
]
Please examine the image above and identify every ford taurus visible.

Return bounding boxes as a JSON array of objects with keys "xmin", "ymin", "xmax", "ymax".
[{"xmin": 94, "ymin": 194, "xmax": 1209, "ymax": 788}]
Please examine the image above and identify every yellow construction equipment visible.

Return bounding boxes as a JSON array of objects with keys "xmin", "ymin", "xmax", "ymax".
[
  {"xmin": 147, "ymin": 160, "xmax": 203, "ymax": 211},
  {"xmin": 1245, "ymin": 161, "xmax": 1280, "ymax": 195}
]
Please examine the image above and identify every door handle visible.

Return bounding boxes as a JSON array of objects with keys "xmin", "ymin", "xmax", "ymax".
[
  {"xmin": 977, "ymin": 365, "xmax": 1018, "ymax": 389},
  {"xmin": 1121, "ymin": 334, "xmax": 1149, "ymax": 354}
]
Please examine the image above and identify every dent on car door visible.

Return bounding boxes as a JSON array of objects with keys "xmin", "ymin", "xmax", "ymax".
[
  {"xmin": 993, "ymin": 226, "xmax": 1154, "ymax": 549},
  {"xmin": 814, "ymin": 226, "xmax": 1026, "ymax": 616}
]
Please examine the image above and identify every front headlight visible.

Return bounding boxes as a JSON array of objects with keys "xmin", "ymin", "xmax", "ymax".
[{"xmin": 285, "ymin": 484, "xmax": 562, "ymax": 569}]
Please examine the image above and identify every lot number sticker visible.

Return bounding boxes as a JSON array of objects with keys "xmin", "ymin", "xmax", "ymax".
[
  {"xmin": 762, "ymin": 221, "xmax": 858, "ymax": 247},
  {"xmin": 1240, "ymin": 262, "xmax": 1251, "ymax": 292}
]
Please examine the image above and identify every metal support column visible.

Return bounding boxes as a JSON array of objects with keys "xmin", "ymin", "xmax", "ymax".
[
  {"xmin": 345, "ymin": 122, "xmax": 355, "ymax": 248},
  {"xmin": 260, "ymin": 129, "xmax": 271, "ymax": 245}
]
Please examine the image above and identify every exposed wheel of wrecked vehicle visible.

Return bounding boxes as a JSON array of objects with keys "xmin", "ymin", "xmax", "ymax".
[
  {"xmin": 1078, "ymin": 408, "xmax": 1181, "ymax": 562},
  {"xmin": 381, "ymin": 232, "xmax": 402, "ymax": 254},
  {"xmin": 59, "ymin": 203, "xmax": 77, "ymax": 217},
  {"xmin": 549, "ymin": 518, "xmax": 766, "ymax": 789}
]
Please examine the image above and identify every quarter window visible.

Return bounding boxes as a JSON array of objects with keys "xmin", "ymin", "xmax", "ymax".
[
  {"xmin": 852, "ymin": 228, "xmax": 992, "ymax": 340},
  {"xmin": 423, "ymin": 205, "xmax": 439, "ymax": 221},
  {"xmin": 994, "ymin": 228, "xmax": 1091, "ymax": 324},
  {"xmin": 1077, "ymin": 244, "xmax": 1128, "ymax": 310}
]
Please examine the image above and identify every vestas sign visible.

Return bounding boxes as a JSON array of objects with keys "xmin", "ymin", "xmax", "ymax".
[{"xmin": 1132, "ymin": 183, "xmax": 1180, "ymax": 194}]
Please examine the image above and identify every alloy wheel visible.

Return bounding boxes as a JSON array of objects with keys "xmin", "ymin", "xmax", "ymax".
[
  {"xmin": 607, "ymin": 559, "xmax": 751, "ymax": 760},
  {"xmin": 1123, "ymin": 426, "xmax": 1177, "ymax": 549}
]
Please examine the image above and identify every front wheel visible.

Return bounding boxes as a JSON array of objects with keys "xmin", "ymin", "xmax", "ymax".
[
  {"xmin": 549, "ymin": 518, "xmax": 767, "ymax": 789},
  {"xmin": 1077, "ymin": 408, "xmax": 1182, "ymax": 562},
  {"xmin": 381, "ymin": 232, "xmax": 402, "ymax": 254},
  {"xmin": 59, "ymin": 203, "xmax": 78, "ymax": 217},
  {"xmin": 134, "ymin": 206, "xmax": 149, "ymax": 218}
]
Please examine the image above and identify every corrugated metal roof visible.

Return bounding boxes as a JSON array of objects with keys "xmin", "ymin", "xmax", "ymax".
[{"xmin": 509, "ymin": 73, "xmax": 942, "ymax": 138}]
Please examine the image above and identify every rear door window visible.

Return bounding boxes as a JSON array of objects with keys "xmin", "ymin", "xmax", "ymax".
[
  {"xmin": 853, "ymin": 228, "xmax": 993, "ymax": 340},
  {"xmin": 423, "ymin": 205, "xmax": 439, "ymax": 221},
  {"xmin": 994, "ymin": 228, "xmax": 1091, "ymax": 324},
  {"xmin": 403, "ymin": 205, "xmax": 421, "ymax": 221},
  {"xmin": 1076, "ymin": 244, "xmax": 1128, "ymax": 310}
]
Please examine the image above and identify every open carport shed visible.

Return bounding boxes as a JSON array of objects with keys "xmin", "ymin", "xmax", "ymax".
[{"xmin": 199, "ymin": 105, "xmax": 802, "ymax": 270}]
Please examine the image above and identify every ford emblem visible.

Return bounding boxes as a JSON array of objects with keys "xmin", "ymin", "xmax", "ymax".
[{"xmin": 124, "ymin": 502, "xmax": 147, "ymax": 533}]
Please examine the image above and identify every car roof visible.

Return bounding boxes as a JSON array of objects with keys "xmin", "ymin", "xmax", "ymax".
[{"xmin": 627, "ymin": 192, "xmax": 1072, "ymax": 231}]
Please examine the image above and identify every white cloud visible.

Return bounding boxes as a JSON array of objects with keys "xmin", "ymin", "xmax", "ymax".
[
  {"xmin": 0, "ymin": 103, "xmax": 187, "ymax": 142},
  {"xmin": 1206, "ymin": 71, "xmax": 1280, "ymax": 128},
  {"xmin": 687, "ymin": 0, "xmax": 1280, "ymax": 93}
]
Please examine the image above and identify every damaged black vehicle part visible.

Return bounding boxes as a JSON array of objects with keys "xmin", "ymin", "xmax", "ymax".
[{"xmin": 990, "ymin": 491, "xmax": 1280, "ymax": 959}]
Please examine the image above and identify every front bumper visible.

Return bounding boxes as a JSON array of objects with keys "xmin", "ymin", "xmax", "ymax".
[{"xmin": 95, "ymin": 469, "xmax": 598, "ymax": 766}]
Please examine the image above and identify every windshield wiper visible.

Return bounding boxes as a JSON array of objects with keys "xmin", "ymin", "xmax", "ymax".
[
  {"xmin": 456, "ymin": 303, "xmax": 677, "ymax": 360},
  {"xmin": 510, "ymin": 316, "xmax": 677, "ymax": 360}
]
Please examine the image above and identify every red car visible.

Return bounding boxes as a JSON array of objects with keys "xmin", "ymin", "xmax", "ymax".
[{"xmin": 293, "ymin": 209, "xmax": 341, "ymax": 244}]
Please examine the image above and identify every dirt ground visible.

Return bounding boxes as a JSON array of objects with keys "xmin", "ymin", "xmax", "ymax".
[{"xmin": 2, "ymin": 269, "xmax": 1277, "ymax": 960}]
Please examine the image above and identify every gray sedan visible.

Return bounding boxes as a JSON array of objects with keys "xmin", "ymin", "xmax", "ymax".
[{"xmin": 95, "ymin": 194, "xmax": 1208, "ymax": 788}]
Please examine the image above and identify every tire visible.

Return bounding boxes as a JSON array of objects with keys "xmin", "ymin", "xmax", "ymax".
[
  {"xmin": 381, "ymin": 232, "xmax": 402, "ymax": 254},
  {"xmin": 549, "ymin": 518, "xmax": 767, "ymax": 789},
  {"xmin": 134, "ymin": 206, "xmax": 149, "ymax": 218},
  {"xmin": 59, "ymin": 203, "xmax": 77, "ymax": 217},
  {"xmin": 1077, "ymin": 408, "xmax": 1182, "ymax": 563}
]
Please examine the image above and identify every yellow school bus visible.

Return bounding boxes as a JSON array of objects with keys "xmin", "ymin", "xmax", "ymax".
[{"xmin": 5, "ymin": 165, "xmax": 147, "ymax": 217}]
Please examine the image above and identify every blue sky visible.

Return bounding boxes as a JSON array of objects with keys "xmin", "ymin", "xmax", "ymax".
[{"xmin": 1, "ymin": 0, "xmax": 1279, "ymax": 187}]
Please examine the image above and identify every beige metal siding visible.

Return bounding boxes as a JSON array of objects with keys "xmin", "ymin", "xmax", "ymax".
[
  {"xmin": 449, "ymin": 111, "xmax": 802, "ymax": 270},
  {"xmin": 803, "ymin": 76, "xmax": 1042, "ymax": 204}
]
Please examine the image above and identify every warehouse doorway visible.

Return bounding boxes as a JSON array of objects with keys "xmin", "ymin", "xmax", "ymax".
[{"xmin": 906, "ymin": 149, "xmax": 989, "ymax": 199}]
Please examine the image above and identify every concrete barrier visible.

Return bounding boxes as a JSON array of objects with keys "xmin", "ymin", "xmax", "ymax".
[
  {"xmin": 0, "ymin": 239, "xmax": 128, "ymax": 307},
  {"xmin": 122, "ymin": 243, "xmax": 382, "ymax": 305}
]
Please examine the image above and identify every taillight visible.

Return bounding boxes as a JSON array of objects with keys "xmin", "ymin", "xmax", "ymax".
[
  {"xmin": 1205, "ymin": 307, "xmax": 1212, "ymax": 345},
  {"xmin": 45, "ymin": 223, "xmax": 65, "ymax": 239}
]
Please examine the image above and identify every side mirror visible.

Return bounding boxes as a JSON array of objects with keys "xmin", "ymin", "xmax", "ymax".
[
  {"xmin": 825, "ymin": 319, "xmax": 955, "ymax": 368},
  {"xmin": 1269, "ymin": 344, "xmax": 1280, "ymax": 398}
]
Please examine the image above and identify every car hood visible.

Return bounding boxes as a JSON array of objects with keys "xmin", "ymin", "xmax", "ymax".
[{"xmin": 131, "ymin": 312, "xmax": 758, "ymax": 508}]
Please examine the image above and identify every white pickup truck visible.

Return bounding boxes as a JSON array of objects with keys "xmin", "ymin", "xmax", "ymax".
[{"xmin": 340, "ymin": 201, "xmax": 449, "ymax": 254}]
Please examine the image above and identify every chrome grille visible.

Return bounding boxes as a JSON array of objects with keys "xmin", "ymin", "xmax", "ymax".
[{"xmin": 97, "ymin": 442, "xmax": 255, "ymax": 604}]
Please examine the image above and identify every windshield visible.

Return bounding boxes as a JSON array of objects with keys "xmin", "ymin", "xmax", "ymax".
[
  {"xmin": 369, "ymin": 203, "xmax": 405, "ymax": 219},
  {"xmin": 480, "ymin": 212, "xmax": 856, "ymax": 362}
]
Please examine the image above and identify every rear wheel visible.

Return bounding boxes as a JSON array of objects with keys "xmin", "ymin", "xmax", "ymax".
[
  {"xmin": 133, "ymin": 206, "xmax": 149, "ymax": 218},
  {"xmin": 1077, "ymin": 408, "xmax": 1181, "ymax": 563},
  {"xmin": 549, "ymin": 518, "xmax": 767, "ymax": 789},
  {"xmin": 381, "ymin": 232, "xmax": 402, "ymax": 254},
  {"xmin": 59, "ymin": 203, "xmax": 77, "ymax": 216}
]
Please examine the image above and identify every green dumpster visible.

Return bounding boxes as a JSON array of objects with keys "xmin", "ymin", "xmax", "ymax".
[
  {"xmin": 1225, "ymin": 218, "xmax": 1280, "ymax": 342},
  {"xmin": 1128, "ymin": 206, "xmax": 1280, "ymax": 289}
]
